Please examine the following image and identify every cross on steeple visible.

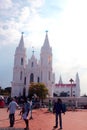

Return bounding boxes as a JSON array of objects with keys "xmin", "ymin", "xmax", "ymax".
[{"xmin": 32, "ymin": 47, "xmax": 35, "ymax": 55}]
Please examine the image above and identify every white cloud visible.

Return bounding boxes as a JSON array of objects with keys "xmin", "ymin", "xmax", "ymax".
[
  {"xmin": 28, "ymin": 0, "xmax": 45, "ymax": 8},
  {"xmin": 19, "ymin": 7, "xmax": 30, "ymax": 23},
  {"xmin": 0, "ymin": 0, "xmax": 13, "ymax": 9},
  {"xmin": 0, "ymin": 0, "xmax": 46, "ymax": 47}
]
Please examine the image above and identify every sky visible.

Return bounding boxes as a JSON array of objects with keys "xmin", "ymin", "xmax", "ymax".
[{"xmin": 0, "ymin": 0, "xmax": 87, "ymax": 95}]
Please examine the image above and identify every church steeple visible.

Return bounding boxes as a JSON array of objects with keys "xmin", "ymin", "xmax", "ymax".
[
  {"xmin": 58, "ymin": 75, "xmax": 63, "ymax": 84},
  {"xmin": 43, "ymin": 30, "xmax": 50, "ymax": 49},
  {"xmin": 14, "ymin": 32, "xmax": 27, "ymax": 67},
  {"xmin": 12, "ymin": 32, "xmax": 27, "ymax": 97},
  {"xmin": 41, "ymin": 31, "xmax": 52, "ymax": 54},
  {"xmin": 75, "ymin": 72, "xmax": 79, "ymax": 83},
  {"xmin": 40, "ymin": 31, "xmax": 53, "ymax": 96},
  {"xmin": 18, "ymin": 32, "xmax": 24, "ymax": 49}
]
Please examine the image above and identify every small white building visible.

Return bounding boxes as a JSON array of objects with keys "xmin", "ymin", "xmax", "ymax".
[{"xmin": 53, "ymin": 73, "xmax": 80, "ymax": 97}]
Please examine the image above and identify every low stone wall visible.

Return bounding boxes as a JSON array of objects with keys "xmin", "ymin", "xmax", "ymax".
[{"xmin": 44, "ymin": 97, "xmax": 87, "ymax": 108}]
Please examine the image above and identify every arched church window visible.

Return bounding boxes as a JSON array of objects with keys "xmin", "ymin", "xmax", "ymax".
[
  {"xmin": 21, "ymin": 58, "xmax": 23, "ymax": 65},
  {"xmin": 23, "ymin": 87, "xmax": 26, "ymax": 98},
  {"xmin": 41, "ymin": 71, "xmax": 42, "ymax": 81},
  {"xmin": 30, "ymin": 73, "xmax": 34, "ymax": 83},
  {"xmin": 48, "ymin": 56, "xmax": 52, "ymax": 64},
  {"xmin": 24, "ymin": 77, "xmax": 26, "ymax": 85},
  {"xmin": 20, "ymin": 71, "xmax": 22, "ymax": 80},
  {"xmin": 37, "ymin": 77, "xmax": 40, "ymax": 83},
  {"xmin": 31, "ymin": 62, "xmax": 34, "ymax": 67}
]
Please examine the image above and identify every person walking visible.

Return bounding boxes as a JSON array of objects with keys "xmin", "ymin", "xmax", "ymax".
[
  {"xmin": 22, "ymin": 97, "xmax": 30, "ymax": 130},
  {"xmin": 53, "ymin": 98, "xmax": 65, "ymax": 129},
  {"xmin": 7, "ymin": 97, "xmax": 19, "ymax": 127},
  {"xmin": 29, "ymin": 98, "xmax": 33, "ymax": 120}
]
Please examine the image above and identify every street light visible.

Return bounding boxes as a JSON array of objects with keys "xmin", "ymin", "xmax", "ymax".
[
  {"xmin": 69, "ymin": 78, "xmax": 74, "ymax": 110},
  {"xmin": 69, "ymin": 78, "xmax": 74, "ymax": 97}
]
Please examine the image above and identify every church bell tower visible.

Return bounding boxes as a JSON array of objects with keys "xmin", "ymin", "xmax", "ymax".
[
  {"xmin": 40, "ymin": 31, "xmax": 53, "ymax": 96},
  {"xmin": 11, "ymin": 32, "xmax": 27, "ymax": 97}
]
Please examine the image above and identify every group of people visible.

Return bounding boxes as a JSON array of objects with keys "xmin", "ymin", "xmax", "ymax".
[
  {"xmin": 7, "ymin": 97, "xmax": 33, "ymax": 130},
  {"xmin": 7, "ymin": 97, "xmax": 66, "ymax": 130}
]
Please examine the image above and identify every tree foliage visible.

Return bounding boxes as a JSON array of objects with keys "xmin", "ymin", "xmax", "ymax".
[
  {"xmin": 0, "ymin": 87, "xmax": 11, "ymax": 96},
  {"xmin": 29, "ymin": 83, "xmax": 48, "ymax": 100}
]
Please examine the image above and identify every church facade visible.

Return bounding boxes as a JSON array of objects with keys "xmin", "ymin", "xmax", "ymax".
[
  {"xmin": 11, "ymin": 32, "xmax": 55, "ymax": 97},
  {"xmin": 11, "ymin": 32, "xmax": 80, "ymax": 97}
]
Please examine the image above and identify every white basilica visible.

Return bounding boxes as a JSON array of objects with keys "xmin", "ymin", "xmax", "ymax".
[
  {"xmin": 11, "ymin": 31, "xmax": 80, "ymax": 97},
  {"xmin": 11, "ymin": 31, "xmax": 55, "ymax": 97}
]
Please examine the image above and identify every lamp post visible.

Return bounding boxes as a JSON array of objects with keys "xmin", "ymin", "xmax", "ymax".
[
  {"xmin": 69, "ymin": 78, "xmax": 74, "ymax": 97},
  {"xmin": 69, "ymin": 78, "xmax": 74, "ymax": 110}
]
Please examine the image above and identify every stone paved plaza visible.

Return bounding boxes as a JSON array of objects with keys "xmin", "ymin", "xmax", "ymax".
[{"xmin": 0, "ymin": 108, "xmax": 87, "ymax": 130}]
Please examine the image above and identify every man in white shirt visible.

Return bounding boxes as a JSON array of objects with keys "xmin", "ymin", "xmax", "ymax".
[{"xmin": 7, "ymin": 97, "xmax": 19, "ymax": 127}]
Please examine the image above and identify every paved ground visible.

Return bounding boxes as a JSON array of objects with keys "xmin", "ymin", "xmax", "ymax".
[{"xmin": 0, "ymin": 108, "xmax": 87, "ymax": 130}]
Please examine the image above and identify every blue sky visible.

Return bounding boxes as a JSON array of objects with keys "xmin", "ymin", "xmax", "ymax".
[{"xmin": 0, "ymin": 0, "xmax": 87, "ymax": 95}]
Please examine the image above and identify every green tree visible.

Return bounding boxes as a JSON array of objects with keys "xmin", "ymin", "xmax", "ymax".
[
  {"xmin": 0, "ymin": 87, "xmax": 11, "ymax": 96},
  {"xmin": 29, "ymin": 82, "xmax": 48, "ymax": 100}
]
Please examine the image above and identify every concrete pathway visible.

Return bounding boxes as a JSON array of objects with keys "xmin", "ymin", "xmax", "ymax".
[{"xmin": 0, "ymin": 108, "xmax": 87, "ymax": 130}]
